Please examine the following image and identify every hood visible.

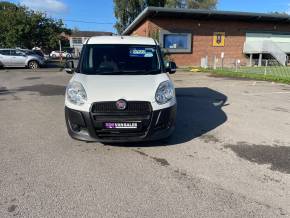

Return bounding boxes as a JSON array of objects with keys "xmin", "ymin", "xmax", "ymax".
[{"xmin": 73, "ymin": 73, "xmax": 170, "ymax": 103}]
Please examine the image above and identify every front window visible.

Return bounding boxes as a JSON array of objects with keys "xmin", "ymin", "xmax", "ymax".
[{"xmin": 80, "ymin": 44, "xmax": 161, "ymax": 75}]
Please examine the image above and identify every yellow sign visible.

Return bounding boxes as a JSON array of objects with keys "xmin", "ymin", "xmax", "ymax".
[{"xmin": 213, "ymin": 32, "xmax": 225, "ymax": 47}]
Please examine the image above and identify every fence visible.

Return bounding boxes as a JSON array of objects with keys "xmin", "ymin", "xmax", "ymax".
[{"xmin": 201, "ymin": 56, "xmax": 290, "ymax": 79}]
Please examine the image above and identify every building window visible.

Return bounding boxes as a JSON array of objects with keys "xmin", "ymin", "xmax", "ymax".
[
  {"xmin": 164, "ymin": 34, "xmax": 188, "ymax": 49},
  {"xmin": 160, "ymin": 30, "xmax": 192, "ymax": 53},
  {"xmin": 72, "ymin": 37, "xmax": 82, "ymax": 45}
]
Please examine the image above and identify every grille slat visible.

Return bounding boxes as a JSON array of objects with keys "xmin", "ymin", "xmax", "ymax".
[{"xmin": 91, "ymin": 101, "xmax": 152, "ymax": 113}]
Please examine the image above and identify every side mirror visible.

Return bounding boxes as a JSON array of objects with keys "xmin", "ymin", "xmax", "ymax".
[
  {"xmin": 166, "ymin": 61, "xmax": 177, "ymax": 74},
  {"xmin": 64, "ymin": 60, "xmax": 75, "ymax": 74}
]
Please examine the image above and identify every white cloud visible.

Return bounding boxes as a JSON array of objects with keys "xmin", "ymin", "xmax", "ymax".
[{"xmin": 20, "ymin": 0, "xmax": 68, "ymax": 14}]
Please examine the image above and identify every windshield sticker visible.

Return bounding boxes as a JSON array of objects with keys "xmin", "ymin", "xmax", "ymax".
[{"xmin": 129, "ymin": 48, "xmax": 154, "ymax": 58}]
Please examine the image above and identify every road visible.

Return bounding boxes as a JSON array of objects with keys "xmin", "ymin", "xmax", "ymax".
[{"xmin": 0, "ymin": 68, "xmax": 290, "ymax": 217}]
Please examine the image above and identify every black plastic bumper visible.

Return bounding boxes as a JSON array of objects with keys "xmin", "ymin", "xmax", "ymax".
[{"xmin": 65, "ymin": 105, "xmax": 176, "ymax": 143}]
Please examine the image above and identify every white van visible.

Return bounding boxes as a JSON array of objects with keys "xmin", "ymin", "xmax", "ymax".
[{"xmin": 64, "ymin": 36, "xmax": 177, "ymax": 142}]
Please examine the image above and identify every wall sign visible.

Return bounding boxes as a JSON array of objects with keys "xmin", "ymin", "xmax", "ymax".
[{"xmin": 213, "ymin": 32, "xmax": 225, "ymax": 47}]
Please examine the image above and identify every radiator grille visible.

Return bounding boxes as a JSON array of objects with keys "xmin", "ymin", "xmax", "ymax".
[{"xmin": 91, "ymin": 101, "xmax": 152, "ymax": 113}]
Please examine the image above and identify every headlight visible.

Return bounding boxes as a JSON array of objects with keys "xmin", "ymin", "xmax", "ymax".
[
  {"xmin": 155, "ymin": 80, "xmax": 175, "ymax": 104},
  {"xmin": 66, "ymin": 81, "xmax": 87, "ymax": 106}
]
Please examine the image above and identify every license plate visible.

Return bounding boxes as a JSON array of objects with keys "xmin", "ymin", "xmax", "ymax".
[{"xmin": 104, "ymin": 122, "xmax": 140, "ymax": 129}]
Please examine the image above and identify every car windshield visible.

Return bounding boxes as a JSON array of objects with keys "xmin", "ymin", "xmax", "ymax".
[{"xmin": 80, "ymin": 44, "xmax": 161, "ymax": 75}]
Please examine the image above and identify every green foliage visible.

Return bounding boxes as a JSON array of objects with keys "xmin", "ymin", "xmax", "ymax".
[
  {"xmin": 147, "ymin": 0, "xmax": 166, "ymax": 7},
  {"xmin": 114, "ymin": 0, "xmax": 143, "ymax": 34},
  {"xmin": 114, "ymin": 0, "xmax": 218, "ymax": 34},
  {"xmin": 202, "ymin": 68, "xmax": 290, "ymax": 85},
  {"xmin": 187, "ymin": 0, "xmax": 217, "ymax": 9},
  {"xmin": 114, "ymin": 0, "xmax": 167, "ymax": 34},
  {"xmin": 166, "ymin": 0, "xmax": 217, "ymax": 9},
  {"xmin": 271, "ymin": 11, "xmax": 289, "ymax": 16},
  {"xmin": 149, "ymin": 29, "xmax": 160, "ymax": 42},
  {"xmin": 0, "ymin": 2, "xmax": 71, "ymax": 51},
  {"xmin": 0, "ymin": 1, "xmax": 17, "ymax": 10}
]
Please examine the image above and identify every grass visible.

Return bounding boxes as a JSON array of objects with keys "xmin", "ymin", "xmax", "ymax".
[{"xmin": 197, "ymin": 67, "xmax": 290, "ymax": 84}]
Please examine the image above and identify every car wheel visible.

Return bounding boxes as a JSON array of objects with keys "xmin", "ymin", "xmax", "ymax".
[
  {"xmin": 28, "ymin": 61, "xmax": 39, "ymax": 69},
  {"xmin": 66, "ymin": 54, "xmax": 72, "ymax": 58},
  {"xmin": 52, "ymin": 54, "xmax": 57, "ymax": 58}
]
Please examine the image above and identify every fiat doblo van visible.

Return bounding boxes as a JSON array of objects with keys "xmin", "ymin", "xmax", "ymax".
[{"xmin": 64, "ymin": 36, "xmax": 176, "ymax": 142}]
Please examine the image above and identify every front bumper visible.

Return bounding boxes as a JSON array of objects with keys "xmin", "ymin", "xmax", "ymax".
[{"xmin": 65, "ymin": 105, "xmax": 176, "ymax": 143}]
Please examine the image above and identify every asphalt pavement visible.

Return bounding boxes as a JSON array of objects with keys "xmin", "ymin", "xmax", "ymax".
[{"xmin": 0, "ymin": 68, "xmax": 290, "ymax": 217}]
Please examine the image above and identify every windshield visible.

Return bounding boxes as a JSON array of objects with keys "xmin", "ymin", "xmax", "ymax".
[{"xmin": 80, "ymin": 44, "xmax": 161, "ymax": 75}]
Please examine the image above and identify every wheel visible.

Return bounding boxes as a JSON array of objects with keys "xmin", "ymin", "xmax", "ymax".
[
  {"xmin": 66, "ymin": 54, "xmax": 72, "ymax": 58},
  {"xmin": 52, "ymin": 54, "xmax": 57, "ymax": 58},
  {"xmin": 28, "ymin": 60, "xmax": 39, "ymax": 69}
]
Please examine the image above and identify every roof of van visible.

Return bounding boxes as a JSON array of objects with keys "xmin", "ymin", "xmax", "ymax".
[{"xmin": 87, "ymin": 36, "xmax": 156, "ymax": 45}]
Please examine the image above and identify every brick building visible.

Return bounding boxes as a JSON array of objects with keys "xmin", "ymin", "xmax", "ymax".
[{"xmin": 122, "ymin": 7, "xmax": 290, "ymax": 67}]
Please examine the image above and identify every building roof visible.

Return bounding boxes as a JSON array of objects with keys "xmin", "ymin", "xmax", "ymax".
[
  {"xmin": 87, "ymin": 36, "xmax": 156, "ymax": 45},
  {"xmin": 123, "ymin": 7, "xmax": 290, "ymax": 35},
  {"xmin": 70, "ymin": 31, "xmax": 113, "ymax": 37}
]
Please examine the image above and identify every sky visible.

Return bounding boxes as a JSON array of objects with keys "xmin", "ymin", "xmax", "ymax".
[{"xmin": 6, "ymin": 0, "xmax": 290, "ymax": 33}]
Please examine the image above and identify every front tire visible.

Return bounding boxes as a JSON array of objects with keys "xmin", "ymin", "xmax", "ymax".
[{"xmin": 28, "ymin": 60, "xmax": 39, "ymax": 69}]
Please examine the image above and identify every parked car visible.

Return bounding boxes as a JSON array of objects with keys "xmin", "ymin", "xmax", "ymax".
[
  {"xmin": 0, "ymin": 49, "xmax": 45, "ymax": 69},
  {"xmin": 64, "ymin": 36, "xmax": 177, "ymax": 143},
  {"xmin": 50, "ymin": 51, "xmax": 72, "ymax": 59},
  {"xmin": 20, "ymin": 49, "xmax": 45, "ymax": 58}
]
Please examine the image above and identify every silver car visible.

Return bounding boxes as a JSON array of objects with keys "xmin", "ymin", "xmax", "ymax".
[{"xmin": 0, "ymin": 49, "xmax": 45, "ymax": 69}]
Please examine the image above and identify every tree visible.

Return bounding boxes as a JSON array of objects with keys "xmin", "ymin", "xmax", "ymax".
[
  {"xmin": 271, "ymin": 11, "xmax": 288, "ymax": 16},
  {"xmin": 114, "ymin": 0, "xmax": 142, "ymax": 34},
  {"xmin": 146, "ymin": 0, "xmax": 166, "ymax": 7},
  {"xmin": 114, "ymin": 0, "xmax": 218, "ymax": 34},
  {"xmin": 0, "ymin": 1, "xmax": 18, "ymax": 10},
  {"xmin": 0, "ymin": 2, "xmax": 71, "ymax": 51},
  {"xmin": 114, "ymin": 0, "xmax": 166, "ymax": 34},
  {"xmin": 165, "ymin": 0, "xmax": 186, "ymax": 8},
  {"xmin": 189, "ymin": 0, "xmax": 217, "ymax": 9},
  {"xmin": 166, "ymin": 0, "xmax": 217, "ymax": 9}
]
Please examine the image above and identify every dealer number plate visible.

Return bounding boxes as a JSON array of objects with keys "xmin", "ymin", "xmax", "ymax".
[{"xmin": 104, "ymin": 122, "xmax": 140, "ymax": 129}]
